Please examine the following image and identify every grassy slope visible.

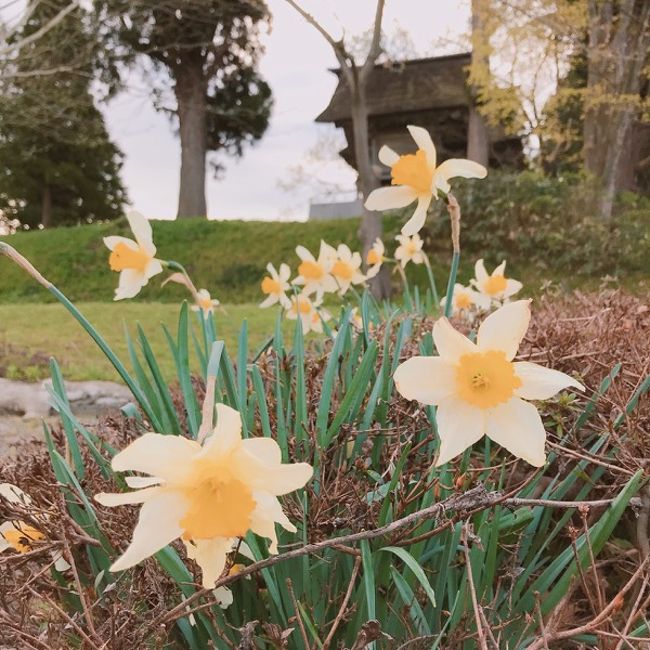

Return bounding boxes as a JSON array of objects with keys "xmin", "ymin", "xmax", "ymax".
[
  {"xmin": 0, "ymin": 217, "xmax": 370, "ymax": 304},
  {"xmin": 0, "ymin": 302, "xmax": 281, "ymax": 381}
]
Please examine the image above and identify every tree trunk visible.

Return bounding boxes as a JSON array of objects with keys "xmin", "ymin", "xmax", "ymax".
[
  {"xmin": 467, "ymin": 0, "xmax": 491, "ymax": 167},
  {"xmin": 175, "ymin": 58, "xmax": 208, "ymax": 218},
  {"xmin": 583, "ymin": 0, "xmax": 649, "ymax": 219},
  {"xmin": 467, "ymin": 107, "xmax": 490, "ymax": 166},
  {"xmin": 41, "ymin": 184, "xmax": 52, "ymax": 228},
  {"xmin": 350, "ymin": 86, "xmax": 390, "ymax": 299}
]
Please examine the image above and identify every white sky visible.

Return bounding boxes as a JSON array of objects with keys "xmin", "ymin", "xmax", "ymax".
[{"xmin": 101, "ymin": 0, "xmax": 471, "ymax": 221}]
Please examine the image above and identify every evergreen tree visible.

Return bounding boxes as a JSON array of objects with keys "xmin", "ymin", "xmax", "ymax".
[
  {"xmin": 0, "ymin": 1, "xmax": 126, "ymax": 228},
  {"xmin": 99, "ymin": 0, "xmax": 273, "ymax": 218}
]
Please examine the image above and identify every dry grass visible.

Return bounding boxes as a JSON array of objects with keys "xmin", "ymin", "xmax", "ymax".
[{"xmin": 1, "ymin": 291, "xmax": 648, "ymax": 648}]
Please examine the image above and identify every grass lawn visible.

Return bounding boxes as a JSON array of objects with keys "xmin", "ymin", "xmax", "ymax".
[{"xmin": 0, "ymin": 301, "xmax": 280, "ymax": 382}]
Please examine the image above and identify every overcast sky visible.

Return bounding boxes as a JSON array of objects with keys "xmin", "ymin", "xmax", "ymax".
[{"xmin": 100, "ymin": 1, "xmax": 472, "ymax": 221}]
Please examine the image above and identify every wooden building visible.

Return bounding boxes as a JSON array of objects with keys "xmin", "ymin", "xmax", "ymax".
[{"xmin": 316, "ymin": 53, "xmax": 523, "ymax": 184}]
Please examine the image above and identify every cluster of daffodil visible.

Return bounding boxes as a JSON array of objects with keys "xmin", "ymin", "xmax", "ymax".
[
  {"xmin": 0, "ymin": 122, "xmax": 586, "ymax": 604},
  {"xmin": 104, "ymin": 211, "xmax": 220, "ymax": 319},
  {"xmin": 258, "ymin": 241, "xmax": 366, "ymax": 334},
  {"xmin": 441, "ymin": 258, "xmax": 524, "ymax": 320}
]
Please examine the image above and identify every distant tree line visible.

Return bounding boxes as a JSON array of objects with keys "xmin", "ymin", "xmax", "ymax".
[{"xmin": 0, "ymin": 0, "xmax": 272, "ymax": 228}]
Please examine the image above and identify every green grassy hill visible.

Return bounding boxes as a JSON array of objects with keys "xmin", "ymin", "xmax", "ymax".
[{"xmin": 1, "ymin": 173, "xmax": 648, "ymax": 304}]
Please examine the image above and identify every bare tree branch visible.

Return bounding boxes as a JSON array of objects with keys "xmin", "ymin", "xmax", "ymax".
[
  {"xmin": 0, "ymin": 1, "xmax": 80, "ymax": 57},
  {"xmin": 360, "ymin": 0, "xmax": 385, "ymax": 81}
]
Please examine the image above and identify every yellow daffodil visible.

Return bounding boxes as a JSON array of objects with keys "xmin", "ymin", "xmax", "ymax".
[
  {"xmin": 331, "ymin": 244, "xmax": 365, "ymax": 295},
  {"xmin": 95, "ymin": 404, "xmax": 312, "ymax": 589},
  {"xmin": 471, "ymin": 259, "xmax": 522, "ymax": 301},
  {"xmin": 294, "ymin": 241, "xmax": 338, "ymax": 298},
  {"xmin": 285, "ymin": 293, "xmax": 330, "ymax": 334},
  {"xmin": 0, "ymin": 483, "xmax": 70, "ymax": 571},
  {"xmin": 440, "ymin": 283, "xmax": 491, "ymax": 316},
  {"xmin": 366, "ymin": 238, "xmax": 385, "ymax": 279},
  {"xmin": 103, "ymin": 211, "xmax": 163, "ymax": 300},
  {"xmin": 191, "ymin": 289, "xmax": 220, "ymax": 319},
  {"xmin": 260, "ymin": 263, "xmax": 292, "ymax": 309},
  {"xmin": 394, "ymin": 301, "xmax": 584, "ymax": 467},
  {"xmin": 365, "ymin": 125, "xmax": 487, "ymax": 236},
  {"xmin": 394, "ymin": 233, "xmax": 425, "ymax": 268}
]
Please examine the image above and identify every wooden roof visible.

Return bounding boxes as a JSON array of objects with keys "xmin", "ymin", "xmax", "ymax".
[{"xmin": 316, "ymin": 53, "xmax": 472, "ymax": 123}]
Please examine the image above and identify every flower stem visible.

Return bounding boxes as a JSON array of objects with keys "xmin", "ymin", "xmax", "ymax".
[
  {"xmin": 423, "ymin": 256, "xmax": 439, "ymax": 308},
  {"xmin": 444, "ymin": 192, "xmax": 462, "ymax": 319},
  {"xmin": 0, "ymin": 243, "xmax": 160, "ymax": 428}
]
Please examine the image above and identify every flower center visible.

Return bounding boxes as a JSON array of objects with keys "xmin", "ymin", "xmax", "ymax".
[
  {"xmin": 391, "ymin": 149, "xmax": 433, "ymax": 195},
  {"xmin": 367, "ymin": 249, "xmax": 382, "ymax": 265},
  {"xmin": 405, "ymin": 241, "xmax": 418, "ymax": 256},
  {"xmin": 261, "ymin": 277, "xmax": 282, "ymax": 295},
  {"xmin": 298, "ymin": 261, "xmax": 324, "ymax": 281},
  {"xmin": 198, "ymin": 296, "xmax": 213, "ymax": 311},
  {"xmin": 456, "ymin": 292, "xmax": 473, "ymax": 309},
  {"xmin": 296, "ymin": 297, "xmax": 312, "ymax": 314},
  {"xmin": 456, "ymin": 351, "xmax": 522, "ymax": 409},
  {"xmin": 332, "ymin": 260, "xmax": 354, "ymax": 281},
  {"xmin": 180, "ymin": 461, "xmax": 255, "ymax": 540},
  {"xmin": 3, "ymin": 524, "xmax": 44, "ymax": 553},
  {"xmin": 109, "ymin": 242, "xmax": 151, "ymax": 273},
  {"xmin": 484, "ymin": 274, "xmax": 507, "ymax": 296}
]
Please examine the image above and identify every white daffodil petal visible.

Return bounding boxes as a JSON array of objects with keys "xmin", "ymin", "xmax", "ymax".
[
  {"xmin": 494, "ymin": 260, "xmax": 507, "ymax": 276},
  {"xmin": 401, "ymin": 195, "xmax": 431, "ymax": 236},
  {"xmin": 485, "ymin": 398, "xmax": 547, "ymax": 467},
  {"xmin": 435, "ymin": 397, "xmax": 485, "ymax": 466},
  {"xmin": 52, "ymin": 550, "xmax": 71, "ymax": 572},
  {"xmin": 259, "ymin": 295, "xmax": 277, "ymax": 309},
  {"xmin": 114, "ymin": 269, "xmax": 146, "ymax": 301},
  {"xmin": 111, "ymin": 433, "xmax": 200, "ymax": 480},
  {"xmin": 145, "ymin": 259, "xmax": 163, "ymax": 280},
  {"xmin": 393, "ymin": 356, "xmax": 456, "ymax": 405},
  {"xmin": 244, "ymin": 458, "xmax": 313, "ymax": 496},
  {"xmin": 126, "ymin": 211, "xmax": 154, "ymax": 254},
  {"xmin": 191, "ymin": 537, "xmax": 232, "ymax": 589},
  {"xmin": 110, "ymin": 492, "xmax": 187, "ymax": 572},
  {"xmin": 477, "ymin": 300, "xmax": 531, "ymax": 360},
  {"xmin": 436, "ymin": 158, "xmax": 487, "ymax": 182},
  {"xmin": 295, "ymin": 245, "xmax": 314, "ymax": 262},
  {"xmin": 432, "ymin": 318, "xmax": 478, "ymax": 363},
  {"xmin": 125, "ymin": 476, "xmax": 162, "ymax": 489},
  {"xmin": 95, "ymin": 486, "xmax": 161, "ymax": 507},
  {"xmin": 514, "ymin": 362, "xmax": 584, "ymax": 400},
  {"xmin": 103, "ymin": 236, "xmax": 138, "ymax": 253},
  {"xmin": 214, "ymin": 585, "xmax": 234, "ymax": 609},
  {"xmin": 378, "ymin": 145, "xmax": 400, "ymax": 167},
  {"xmin": 242, "ymin": 437, "xmax": 282, "ymax": 465},
  {"xmin": 365, "ymin": 185, "xmax": 418, "ymax": 211},
  {"xmin": 504, "ymin": 279, "xmax": 523, "ymax": 299},
  {"xmin": 406, "ymin": 125, "xmax": 436, "ymax": 168},
  {"xmin": 474, "ymin": 259, "xmax": 488, "ymax": 284},
  {"xmin": 0, "ymin": 483, "xmax": 31, "ymax": 505},
  {"xmin": 279, "ymin": 263, "xmax": 291, "ymax": 281}
]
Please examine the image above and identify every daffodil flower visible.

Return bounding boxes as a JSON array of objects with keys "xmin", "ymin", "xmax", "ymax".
[
  {"xmin": 440, "ymin": 283, "xmax": 491, "ymax": 317},
  {"xmin": 191, "ymin": 289, "xmax": 220, "ymax": 320},
  {"xmin": 394, "ymin": 233, "xmax": 425, "ymax": 268},
  {"xmin": 365, "ymin": 238, "xmax": 385, "ymax": 279},
  {"xmin": 103, "ymin": 211, "xmax": 163, "ymax": 300},
  {"xmin": 364, "ymin": 125, "xmax": 487, "ymax": 236},
  {"xmin": 331, "ymin": 244, "xmax": 365, "ymax": 296},
  {"xmin": 394, "ymin": 301, "xmax": 584, "ymax": 467},
  {"xmin": 471, "ymin": 259, "xmax": 522, "ymax": 302},
  {"xmin": 285, "ymin": 293, "xmax": 330, "ymax": 334},
  {"xmin": 293, "ymin": 241, "xmax": 338, "ymax": 298},
  {"xmin": 0, "ymin": 483, "xmax": 70, "ymax": 572},
  {"xmin": 95, "ymin": 404, "xmax": 312, "ymax": 589},
  {"xmin": 260, "ymin": 263, "xmax": 292, "ymax": 309}
]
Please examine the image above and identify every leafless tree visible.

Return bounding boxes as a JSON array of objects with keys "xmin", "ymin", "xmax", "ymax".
[{"xmin": 285, "ymin": 0, "xmax": 391, "ymax": 298}]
